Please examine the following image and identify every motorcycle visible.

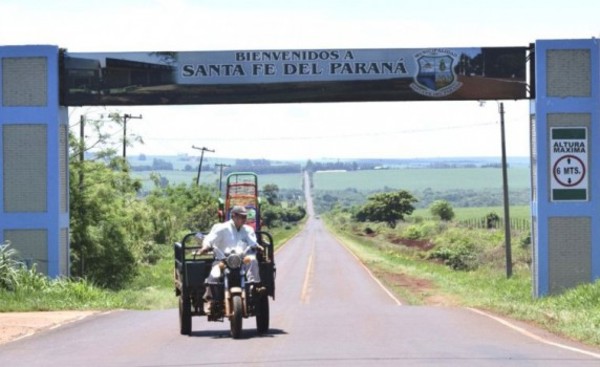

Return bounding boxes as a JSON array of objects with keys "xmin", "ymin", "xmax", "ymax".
[
  {"xmin": 205, "ymin": 244, "xmax": 269, "ymax": 338},
  {"xmin": 174, "ymin": 232, "xmax": 275, "ymax": 338}
]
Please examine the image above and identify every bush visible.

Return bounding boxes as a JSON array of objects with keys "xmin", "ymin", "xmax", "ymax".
[
  {"xmin": 519, "ymin": 231, "xmax": 531, "ymax": 248},
  {"xmin": 282, "ymin": 205, "xmax": 306, "ymax": 222},
  {"xmin": 0, "ymin": 242, "xmax": 50, "ymax": 292},
  {"xmin": 429, "ymin": 200, "xmax": 455, "ymax": 221},
  {"xmin": 84, "ymin": 222, "xmax": 138, "ymax": 289},
  {"xmin": 403, "ymin": 225, "xmax": 424, "ymax": 240},
  {"xmin": 0, "ymin": 242, "xmax": 21, "ymax": 291},
  {"xmin": 401, "ymin": 221, "xmax": 443, "ymax": 241},
  {"xmin": 364, "ymin": 227, "xmax": 376, "ymax": 235},
  {"xmin": 426, "ymin": 227, "xmax": 488, "ymax": 271},
  {"xmin": 261, "ymin": 203, "xmax": 306, "ymax": 228},
  {"xmin": 428, "ymin": 243, "xmax": 478, "ymax": 271},
  {"xmin": 485, "ymin": 212, "xmax": 501, "ymax": 229}
]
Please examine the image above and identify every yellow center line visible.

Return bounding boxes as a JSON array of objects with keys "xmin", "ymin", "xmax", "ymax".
[{"xmin": 300, "ymin": 231, "xmax": 316, "ymax": 304}]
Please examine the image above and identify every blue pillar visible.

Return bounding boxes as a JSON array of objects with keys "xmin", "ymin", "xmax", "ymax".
[
  {"xmin": 0, "ymin": 45, "xmax": 69, "ymax": 277},
  {"xmin": 532, "ymin": 39, "xmax": 600, "ymax": 296}
]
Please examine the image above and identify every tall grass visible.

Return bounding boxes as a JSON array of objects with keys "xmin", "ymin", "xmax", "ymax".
[
  {"xmin": 0, "ymin": 277, "xmax": 133, "ymax": 311},
  {"xmin": 0, "ymin": 238, "xmax": 168, "ymax": 311},
  {"xmin": 0, "ymin": 242, "xmax": 21, "ymax": 291}
]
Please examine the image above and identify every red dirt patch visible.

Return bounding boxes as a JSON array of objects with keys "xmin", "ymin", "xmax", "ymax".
[
  {"xmin": 373, "ymin": 269, "xmax": 457, "ymax": 306},
  {"xmin": 388, "ymin": 236, "xmax": 435, "ymax": 251}
]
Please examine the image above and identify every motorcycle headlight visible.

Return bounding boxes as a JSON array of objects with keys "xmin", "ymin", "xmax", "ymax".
[{"xmin": 226, "ymin": 254, "xmax": 243, "ymax": 269}]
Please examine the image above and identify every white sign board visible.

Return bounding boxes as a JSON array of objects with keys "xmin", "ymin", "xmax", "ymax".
[{"xmin": 550, "ymin": 127, "xmax": 588, "ymax": 201}]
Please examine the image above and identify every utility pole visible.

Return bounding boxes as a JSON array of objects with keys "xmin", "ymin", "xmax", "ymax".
[
  {"xmin": 215, "ymin": 163, "xmax": 230, "ymax": 193},
  {"xmin": 479, "ymin": 100, "xmax": 512, "ymax": 278},
  {"xmin": 79, "ymin": 115, "xmax": 85, "ymax": 187},
  {"xmin": 499, "ymin": 102, "xmax": 513, "ymax": 278},
  {"xmin": 79, "ymin": 115, "xmax": 85, "ymax": 276},
  {"xmin": 192, "ymin": 145, "xmax": 215, "ymax": 185},
  {"xmin": 122, "ymin": 113, "xmax": 143, "ymax": 159}
]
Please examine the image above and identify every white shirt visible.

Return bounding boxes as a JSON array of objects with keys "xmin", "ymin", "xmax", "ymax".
[{"xmin": 201, "ymin": 219, "xmax": 258, "ymax": 259}]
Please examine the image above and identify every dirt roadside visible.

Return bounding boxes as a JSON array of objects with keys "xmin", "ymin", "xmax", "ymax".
[{"xmin": 0, "ymin": 311, "xmax": 98, "ymax": 345}]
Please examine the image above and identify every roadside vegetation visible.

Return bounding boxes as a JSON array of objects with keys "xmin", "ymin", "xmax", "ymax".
[
  {"xmin": 0, "ymin": 113, "xmax": 304, "ymax": 312},
  {"xmin": 0, "ymin": 225, "xmax": 298, "ymax": 312},
  {"xmin": 321, "ymin": 193, "xmax": 599, "ymax": 347}
]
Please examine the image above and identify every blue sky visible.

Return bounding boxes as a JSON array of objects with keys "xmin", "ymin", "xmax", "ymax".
[{"xmin": 1, "ymin": 0, "xmax": 599, "ymax": 159}]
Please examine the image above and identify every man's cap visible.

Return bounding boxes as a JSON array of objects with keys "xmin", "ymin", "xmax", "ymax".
[{"xmin": 231, "ymin": 206, "xmax": 248, "ymax": 216}]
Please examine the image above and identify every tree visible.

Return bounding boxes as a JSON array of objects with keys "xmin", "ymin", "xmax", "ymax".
[
  {"xmin": 281, "ymin": 205, "xmax": 306, "ymax": 222},
  {"xmin": 262, "ymin": 184, "xmax": 279, "ymax": 205},
  {"xmin": 485, "ymin": 212, "xmax": 501, "ymax": 229},
  {"xmin": 260, "ymin": 204, "xmax": 282, "ymax": 228},
  {"xmin": 429, "ymin": 200, "xmax": 455, "ymax": 221},
  {"xmin": 145, "ymin": 182, "xmax": 220, "ymax": 236},
  {"xmin": 69, "ymin": 112, "xmax": 151, "ymax": 288},
  {"xmin": 355, "ymin": 190, "xmax": 417, "ymax": 228},
  {"xmin": 152, "ymin": 158, "xmax": 173, "ymax": 170},
  {"xmin": 69, "ymin": 158, "xmax": 144, "ymax": 288}
]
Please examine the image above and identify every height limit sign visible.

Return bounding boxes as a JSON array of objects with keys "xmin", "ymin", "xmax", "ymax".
[{"xmin": 550, "ymin": 127, "xmax": 588, "ymax": 201}]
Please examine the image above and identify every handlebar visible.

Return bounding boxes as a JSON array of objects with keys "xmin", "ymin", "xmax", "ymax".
[{"xmin": 175, "ymin": 231, "xmax": 274, "ymax": 263}]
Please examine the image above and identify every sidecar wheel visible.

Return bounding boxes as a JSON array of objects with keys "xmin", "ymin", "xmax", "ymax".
[
  {"xmin": 179, "ymin": 296, "xmax": 192, "ymax": 335},
  {"xmin": 230, "ymin": 295, "xmax": 243, "ymax": 339},
  {"xmin": 256, "ymin": 294, "xmax": 269, "ymax": 334}
]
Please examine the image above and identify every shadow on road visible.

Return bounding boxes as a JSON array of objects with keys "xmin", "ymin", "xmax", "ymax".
[{"xmin": 189, "ymin": 328, "xmax": 287, "ymax": 340}]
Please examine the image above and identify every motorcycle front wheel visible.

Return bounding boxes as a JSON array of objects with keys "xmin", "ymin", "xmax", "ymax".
[{"xmin": 230, "ymin": 295, "xmax": 243, "ymax": 339}]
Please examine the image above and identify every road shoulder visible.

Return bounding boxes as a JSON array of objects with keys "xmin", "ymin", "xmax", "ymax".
[{"xmin": 0, "ymin": 311, "xmax": 98, "ymax": 345}]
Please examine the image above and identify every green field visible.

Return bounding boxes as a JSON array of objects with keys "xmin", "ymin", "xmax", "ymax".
[
  {"xmin": 312, "ymin": 167, "xmax": 530, "ymax": 191},
  {"xmin": 259, "ymin": 173, "xmax": 304, "ymax": 190},
  {"xmin": 131, "ymin": 170, "xmax": 219, "ymax": 190},
  {"xmin": 133, "ymin": 167, "xmax": 531, "ymax": 194}
]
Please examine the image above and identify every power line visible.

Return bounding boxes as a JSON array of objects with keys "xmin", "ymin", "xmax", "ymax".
[{"xmin": 143, "ymin": 121, "xmax": 498, "ymax": 142}]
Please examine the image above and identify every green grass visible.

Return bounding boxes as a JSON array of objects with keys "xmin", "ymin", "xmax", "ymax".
[
  {"xmin": 0, "ymin": 278, "xmax": 133, "ymax": 311},
  {"xmin": 0, "ymin": 243, "xmax": 181, "ymax": 311}
]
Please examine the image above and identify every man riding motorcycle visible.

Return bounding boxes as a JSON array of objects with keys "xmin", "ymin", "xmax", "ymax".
[{"xmin": 196, "ymin": 205, "xmax": 265, "ymax": 302}]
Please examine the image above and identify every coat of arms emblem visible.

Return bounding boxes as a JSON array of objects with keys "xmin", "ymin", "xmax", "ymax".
[{"xmin": 410, "ymin": 49, "xmax": 462, "ymax": 97}]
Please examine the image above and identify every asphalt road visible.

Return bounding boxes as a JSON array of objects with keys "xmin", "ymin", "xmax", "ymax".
[{"xmin": 1, "ymin": 176, "xmax": 599, "ymax": 366}]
